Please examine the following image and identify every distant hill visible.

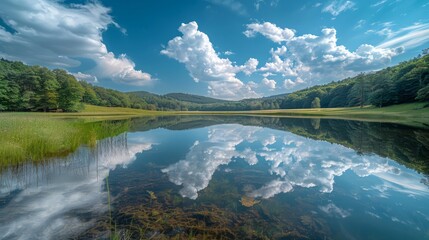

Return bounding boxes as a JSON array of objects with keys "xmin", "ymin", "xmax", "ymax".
[
  {"xmin": 261, "ymin": 93, "xmax": 290, "ymax": 100},
  {"xmin": 165, "ymin": 93, "xmax": 228, "ymax": 104},
  {"xmin": 128, "ymin": 90, "xmax": 162, "ymax": 99},
  {"xmin": 127, "ymin": 91, "xmax": 186, "ymax": 110}
]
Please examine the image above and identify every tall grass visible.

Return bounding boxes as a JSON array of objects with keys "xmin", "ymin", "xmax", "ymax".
[{"xmin": 0, "ymin": 115, "xmax": 129, "ymax": 168}]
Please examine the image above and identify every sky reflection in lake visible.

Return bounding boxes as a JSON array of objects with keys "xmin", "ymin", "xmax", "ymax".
[
  {"xmin": 1, "ymin": 117, "xmax": 429, "ymax": 239},
  {"xmin": 162, "ymin": 124, "xmax": 429, "ymax": 200},
  {"xmin": 0, "ymin": 133, "xmax": 153, "ymax": 240}
]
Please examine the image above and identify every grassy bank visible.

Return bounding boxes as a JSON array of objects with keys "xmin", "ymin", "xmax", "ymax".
[
  {"xmin": 160, "ymin": 102, "xmax": 427, "ymax": 128},
  {"xmin": 239, "ymin": 102, "xmax": 429, "ymax": 127},
  {"xmin": 1, "ymin": 105, "xmax": 165, "ymax": 121},
  {"xmin": 0, "ymin": 106, "xmax": 148, "ymax": 168},
  {"xmin": 79, "ymin": 103, "xmax": 429, "ymax": 126},
  {"xmin": 0, "ymin": 115, "xmax": 129, "ymax": 168},
  {"xmin": 42, "ymin": 102, "xmax": 429, "ymax": 125}
]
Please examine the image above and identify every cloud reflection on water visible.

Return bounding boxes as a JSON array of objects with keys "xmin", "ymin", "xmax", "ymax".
[
  {"xmin": 162, "ymin": 125, "xmax": 429, "ymax": 200},
  {"xmin": 161, "ymin": 125, "xmax": 260, "ymax": 199},
  {"xmin": 0, "ymin": 133, "xmax": 152, "ymax": 240}
]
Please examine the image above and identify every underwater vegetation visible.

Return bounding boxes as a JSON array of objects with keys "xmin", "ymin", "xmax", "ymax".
[{"xmin": 77, "ymin": 165, "xmax": 332, "ymax": 240}]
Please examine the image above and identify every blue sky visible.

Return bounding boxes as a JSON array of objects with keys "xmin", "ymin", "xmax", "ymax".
[{"xmin": 0, "ymin": 0, "xmax": 428, "ymax": 99}]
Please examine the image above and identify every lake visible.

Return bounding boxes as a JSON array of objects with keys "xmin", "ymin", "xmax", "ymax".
[{"xmin": 1, "ymin": 116, "xmax": 428, "ymax": 239}]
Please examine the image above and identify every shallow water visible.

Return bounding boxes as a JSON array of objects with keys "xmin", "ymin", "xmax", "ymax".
[{"xmin": 1, "ymin": 116, "xmax": 429, "ymax": 239}]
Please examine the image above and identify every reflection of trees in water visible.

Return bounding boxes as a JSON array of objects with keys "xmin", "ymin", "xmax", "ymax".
[
  {"xmin": 311, "ymin": 118, "xmax": 321, "ymax": 130},
  {"xmin": 285, "ymin": 119, "xmax": 429, "ymax": 173},
  {"xmin": 308, "ymin": 119, "xmax": 428, "ymax": 173},
  {"xmin": 131, "ymin": 115, "xmax": 429, "ymax": 174},
  {"xmin": 0, "ymin": 133, "xmax": 129, "ymax": 195},
  {"xmin": 0, "ymin": 133, "xmax": 142, "ymax": 240}
]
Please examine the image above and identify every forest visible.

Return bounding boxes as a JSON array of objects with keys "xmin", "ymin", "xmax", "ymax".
[
  {"xmin": 0, "ymin": 59, "xmax": 186, "ymax": 111},
  {"xmin": 278, "ymin": 51, "xmax": 429, "ymax": 109},
  {"xmin": 0, "ymin": 51, "xmax": 428, "ymax": 112}
]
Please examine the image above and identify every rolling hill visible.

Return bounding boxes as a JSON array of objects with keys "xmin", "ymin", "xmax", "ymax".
[{"xmin": 164, "ymin": 93, "xmax": 228, "ymax": 104}]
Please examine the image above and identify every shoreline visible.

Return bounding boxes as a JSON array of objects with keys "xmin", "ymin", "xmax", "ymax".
[{"xmin": 1, "ymin": 102, "xmax": 427, "ymax": 127}]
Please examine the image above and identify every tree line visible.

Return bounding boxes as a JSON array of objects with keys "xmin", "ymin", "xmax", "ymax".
[
  {"xmin": 0, "ymin": 59, "xmax": 187, "ymax": 112},
  {"xmin": 0, "ymin": 51, "xmax": 428, "ymax": 112},
  {"xmin": 0, "ymin": 60, "xmax": 84, "ymax": 112},
  {"xmin": 278, "ymin": 51, "xmax": 429, "ymax": 109}
]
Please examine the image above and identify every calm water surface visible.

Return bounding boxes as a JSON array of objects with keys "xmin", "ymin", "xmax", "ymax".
[{"xmin": 1, "ymin": 116, "xmax": 428, "ymax": 239}]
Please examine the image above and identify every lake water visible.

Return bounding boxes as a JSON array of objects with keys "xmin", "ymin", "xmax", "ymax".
[{"xmin": 1, "ymin": 116, "xmax": 429, "ymax": 239}]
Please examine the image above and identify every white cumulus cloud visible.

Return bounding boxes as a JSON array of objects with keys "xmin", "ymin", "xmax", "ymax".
[
  {"xmin": 161, "ymin": 21, "xmax": 260, "ymax": 100},
  {"xmin": 283, "ymin": 77, "xmax": 304, "ymax": 89},
  {"xmin": 262, "ymin": 78, "xmax": 276, "ymax": 90},
  {"xmin": 241, "ymin": 58, "xmax": 259, "ymax": 75},
  {"xmin": 72, "ymin": 72, "xmax": 98, "ymax": 83},
  {"xmin": 249, "ymin": 25, "xmax": 402, "ymax": 87},
  {"xmin": 0, "ymin": 0, "xmax": 153, "ymax": 86},
  {"xmin": 244, "ymin": 22, "xmax": 295, "ymax": 43}
]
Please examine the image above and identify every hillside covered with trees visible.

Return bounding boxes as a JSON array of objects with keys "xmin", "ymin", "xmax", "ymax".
[
  {"xmin": 0, "ymin": 51, "xmax": 428, "ymax": 112},
  {"xmin": 0, "ymin": 59, "xmax": 187, "ymax": 111},
  {"xmin": 279, "ymin": 51, "xmax": 429, "ymax": 109}
]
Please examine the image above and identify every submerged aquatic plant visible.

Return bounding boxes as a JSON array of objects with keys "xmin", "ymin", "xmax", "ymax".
[
  {"xmin": 147, "ymin": 190, "xmax": 157, "ymax": 200},
  {"xmin": 239, "ymin": 196, "xmax": 261, "ymax": 207}
]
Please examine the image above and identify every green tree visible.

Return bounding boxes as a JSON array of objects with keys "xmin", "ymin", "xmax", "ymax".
[
  {"xmin": 311, "ymin": 97, "xmax": 321, "ymax": 108},
  {"xmin": 37, "ymin": 68, "xmax": 59, "ymax": 111},
  {"xmin": 80, "ymin": 82, "xmax": 100, "ymax": 105},
  {"xmin": 8, "ymin": 72, "xmax": 41, "ymax": 110},
  {"xmin": 357, "ymin": 74, "xmax": 366, "ymax": 108},
  {"xmin": 0, "ymin": 77, "xmax": 9, "ymax": 110},
  {"xmin": 54, "ymin": 70, "xmax": 84, "ymax": 112},
  {"xmin": 347, "ymin": 74, "xmax": 368, "ymax": 108},
  {"xmin": 395, "ymin": 67, "xmax": 427, "ymax": 103},
  {"xmin": 416, "ymin": 85, "xmax": 429, "ymax": 101},
  {"xmin": 369, "ymin": 72, "xmax": 396, "ymax": 107}
]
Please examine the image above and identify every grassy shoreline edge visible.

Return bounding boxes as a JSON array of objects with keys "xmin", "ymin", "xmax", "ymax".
[{"xmin": 2, "ymin": 102, "xmax": 428, "ymax": 124}]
